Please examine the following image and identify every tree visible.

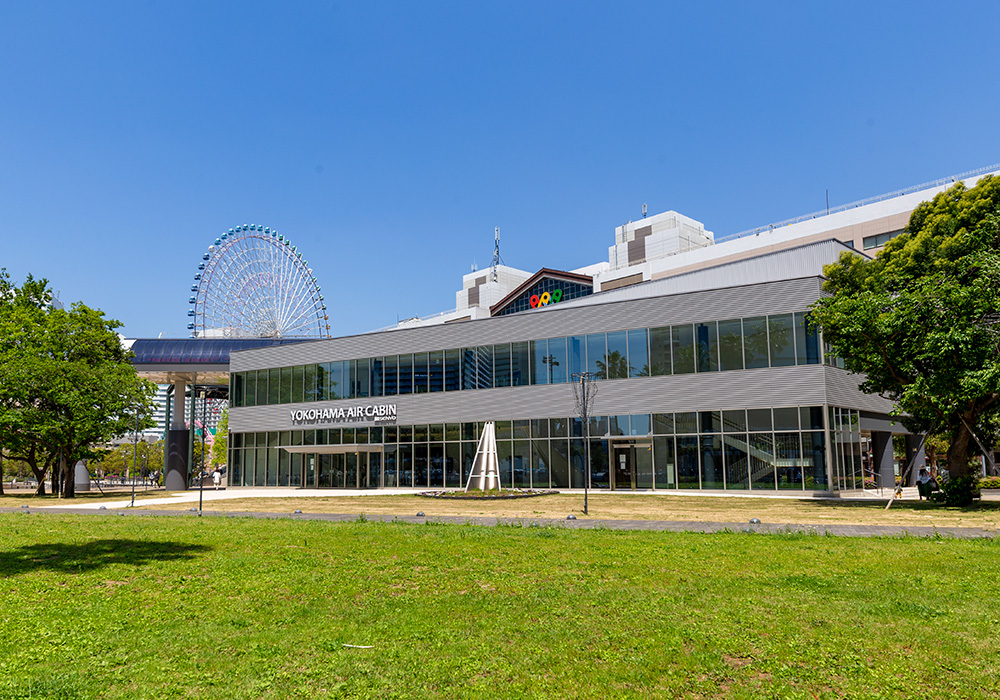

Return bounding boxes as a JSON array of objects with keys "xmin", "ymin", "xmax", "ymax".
[
  {"xmin": 810, "ymin": 176, "xmax": 1000, "ymax": 504},
  {"xmin": 210, "ymin": 409, "xmax": 228, "ymax": 469},
  {"xmin": 0, "ymin": 271, "xmax": 157, "ymax": 496}
]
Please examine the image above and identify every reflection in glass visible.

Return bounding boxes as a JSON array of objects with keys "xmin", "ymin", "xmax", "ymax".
[
  {"xmin": 695, "ymin": 322, "xmax": 719, "ymax": 372},
  {"xmin": 671, "ymin": 325, "xmax": 695, "ymax": 374},
  {"xmin": 717, "ymin": 319, "xmax": 744, "ymax": 371},
  {"xmin": 700, "ymin": 435, "xmax": 724, "ymax": 489},
  {"xmin": 743, "ymin": 316, "xmax": 769, "ymax": 369},
  {"xmin": 794, "ymin": 312, "xmax": 822, "ymax": 364},
  {"xmin": 769, "ymin": 314, "xmax": 795, "ymax": 367}
]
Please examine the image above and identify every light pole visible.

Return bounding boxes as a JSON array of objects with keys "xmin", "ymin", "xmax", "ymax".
[{"xmin": 572, "ymin": 372, "xmax": 598, "ymax": 515}]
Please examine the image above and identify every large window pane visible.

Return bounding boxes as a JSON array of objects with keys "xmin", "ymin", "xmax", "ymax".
[
  {"xmin": 398, "ymin": 354, "xmax": 413, "ymax": 395},
  {"xmin": 700, "ymin": 435, "xmax": 724, "ymax": 489},
  {"xmin": 570, "ymin": 439, "xmax": 587, "ymax": 488},
  {"xmin": 654, "ymin": 436, "xmax": 675, "ymax": 488},
  {"xmin": 476, "ymin": 346, "xmax": 493, "ymax": 389},
  {"xmin": 794, "ymin": 312, "xmax": 822, "ymax": 365},
  {"xmin": 513, "ymin": 440, "xmax": 530, "ymax": 488},
  {"xmin": 531, "ymin": 440, "xmax": 550, "ymax": 489},
  {"xmin": 304, "ymin": 364, "xmax": 317, "ymax": 402},
  {"xmin": 511, "ymin": 341, "xmax": 530, "ymax": 387},
  {"xmin": 769, "ymin": 314, "xmax": 795, "ymax": 367},
  {"xmin": 530, "ymin": 340, "xmax": 549, "ymax": 385},
  {"xmin": 653, "ymin": 413, "xmax": 674, "ymax": 434},
  {"xmin": 355, "ymin": 358, "xmax": 370, "ymax": 398},
  {"xmin": 370, "ymin": 358, "xmax": 383, "ymax": 397},
  {"xmin": 605, "ymin": 331, "xmax": 629, "ymax": 379},
  {"xmin": 776, "ymin": 432, "xmax": 804, "ymax": 490},
  {"xmin": 587, "ymin": 333, "xmax": 608, "ymax": 379},
  {"xmin": 413, "ymin": 352, "xmax": 429, "ymax": 394},
  {"xmin": 383, "ymin": 355, "xmax": 398, "ymax": 396},
  {"xmin": 636, "ymin": 442, "xmax": 653, "ymax": 489},
  {"xmin": 590, "ymin": 440, "xmax": 609, "ymax": 489},
  {"xmin": 498, "ymin": 441, "xmax": 513, "ymax": 488},
  {"xmin": 627, "ymin": 328, "xmax": 649, "ymax": 377},
  {"xmin": 695, "ymin": 322, "xmax": 719, "ymax": 372},
  {"xmin": 268, "ymin": 368, "xmax": 279, "ymax": 405},
  {"xmin": 677, "ymin": 436, "xmax": 700, "ymax": 488},
  {"xmin": 723, "ymin": 434, "xmax": 749, "ymax": 490},
  {"xmin": 493, "ymin": 344, "xmax": 511, "ymax": 388},
  {"xmin": 444, "ymin": 349, "xmax": 461, "ymax": 391},
  {"xmin": 750, "ymin": 433, "xmax": 776, "ymax": 490},
  {"xmin": 568, "ymin": 335, "xmax": 585, "ymax": 379},
  {"xmin": 548, "ymin": 337, "xmax": 568, "ymax": 384},
  {"xmin": 461, "ymin": 348, "xmax": 478, "ymax": 390},
  {"xmin": 743, "ymin": 316, "xmax": 769, "ymax": 369},
  {"xmin": 243, "ymin": 372, "xmax": 256, "ymax": 407},
  {"xmin": 343, "ymin": 361, "xmax": 355, "ymax": 399},
  {"xmin": 803, "ymin": 431, "xmax": 828, "ymax": 490},
  {"xmin": 329, "ymin": 361, "xmax": 344, "ymax": 400},
  {"xmin": 445, "ymin": 443, "xmax": 461, "ymax": 487},
  {"xmin": 717, "ymin": 319, "xmax": 744, "ymax": 371},
  {"xmin": 649, "ymin": 327, "xmax": 671, "ymax": 376},
  {"xmin": 291, "ymin": 365, "xmax": 304, "ymax": 403},
  {"xmin": 551, "ymin": 440, "xmax": 569, "ymax": 488},
  {"xmin": 429, "ymin": 351, "xmax": 444, "ymax": 393},
  {"xmin": 671, "ymin": 325, "xmax": 696, "ymax": 374}
]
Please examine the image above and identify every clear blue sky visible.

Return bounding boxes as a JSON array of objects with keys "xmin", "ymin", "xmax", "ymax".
[{"xmin": 2, "ymin": 1, "xmax": 998, "ymax": 339}]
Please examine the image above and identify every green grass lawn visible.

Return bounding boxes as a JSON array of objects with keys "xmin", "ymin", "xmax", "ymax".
[{"xmin": 1, "ymin": 514, "xmax": 998, "ymax": 699}]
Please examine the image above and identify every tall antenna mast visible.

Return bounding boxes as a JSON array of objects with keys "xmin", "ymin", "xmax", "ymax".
[{"xmin": 491, "ymin": 226, "xmax": 504, "ymax": 282}]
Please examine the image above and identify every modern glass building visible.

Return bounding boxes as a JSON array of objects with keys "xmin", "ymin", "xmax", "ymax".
[{"xmin": 227, "ymin": 239, "xmax": 919, "ymax": 493}]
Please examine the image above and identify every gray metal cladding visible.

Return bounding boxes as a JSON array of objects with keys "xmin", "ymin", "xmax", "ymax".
[
  {"xmin": 230, "ymin": 364, "xmax": 835, "ymax": 434},
  {"xmin": 230, "ymin": 277, "xmax": 825, "ymax": 372},
  {"xmin": 823, "ymin": 367, "xmax": 896, "ymax": 413}
]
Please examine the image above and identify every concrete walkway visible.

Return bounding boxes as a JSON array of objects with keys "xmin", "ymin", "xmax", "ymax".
[{"xmin": 3, "ymin": 487, "xmax": 995, "ymax": 539}]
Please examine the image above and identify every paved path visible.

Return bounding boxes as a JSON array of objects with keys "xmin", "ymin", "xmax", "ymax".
[{"xmin": 3, "ymin": 504, "xmax": 995, "ymax": 539}]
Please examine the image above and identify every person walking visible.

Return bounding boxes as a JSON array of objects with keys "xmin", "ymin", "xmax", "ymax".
[{"xmin": 212, "ymin": 469, "xmax": 221, "ymax": 490}]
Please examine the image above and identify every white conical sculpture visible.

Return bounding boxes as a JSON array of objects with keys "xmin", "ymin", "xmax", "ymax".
[{"xmin": 465, "ymin": 421, "xmax": 501, "ymax": 492}]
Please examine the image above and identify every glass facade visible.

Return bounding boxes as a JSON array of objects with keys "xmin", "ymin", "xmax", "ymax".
[
  {"xmin": 230, "ymin": 311, "xmax": 822, "ymax": 408},
  {"xmin": 230, "ymin": 406, "xmax": 834, "ymax": 492}
]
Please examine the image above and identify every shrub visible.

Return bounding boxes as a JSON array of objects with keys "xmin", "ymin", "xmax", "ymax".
[
  {"xmin": 930, "ymin": 474, "xmax": 981, "ymax": 506},
  {"xmin": 978, "ymin": 475, "xmax": 1000, "ymax": 490}
]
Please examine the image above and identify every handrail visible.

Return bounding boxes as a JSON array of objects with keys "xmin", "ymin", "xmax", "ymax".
[{"xmin": 717, "ymin": 163, "xmax": 1000, "ymax": 243}]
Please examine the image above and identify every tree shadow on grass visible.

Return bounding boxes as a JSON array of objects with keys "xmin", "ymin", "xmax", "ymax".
[{"xmin": 0, "ymin": 539, "xmax": 211, "ymax": 577}]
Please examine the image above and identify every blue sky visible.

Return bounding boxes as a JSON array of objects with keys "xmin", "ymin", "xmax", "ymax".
[{"xmin": 2, "ymin": 1, "xmax": 998, "ymax": 339}]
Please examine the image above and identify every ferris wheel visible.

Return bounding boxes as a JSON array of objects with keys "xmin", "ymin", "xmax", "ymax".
[{"xmin": 187, "ymin": 224, "xmax": 331, "ymax": 339}]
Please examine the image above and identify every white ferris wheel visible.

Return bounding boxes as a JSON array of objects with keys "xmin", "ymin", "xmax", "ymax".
[{"xmin": 187, "ymin": 224, "xmax": 331, "ymax": 339}]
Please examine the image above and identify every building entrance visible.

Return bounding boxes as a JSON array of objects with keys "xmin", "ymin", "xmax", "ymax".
[
  {"xmin": 609, "ymin": 440, "xmax": 652, "ymax": 490},
  {"xmin": 292, "ymin": 445, "xmax": 383, "ymax": 489}
]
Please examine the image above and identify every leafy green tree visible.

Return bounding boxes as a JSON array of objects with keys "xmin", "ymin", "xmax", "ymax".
[
  {"xmin": 210, "ymin": 409, "xmax": 228, "ymax": 469},
  {"xmin": 0, "ymin": 271, "xmax": 156, "ymax": 496},
  {"xmin": 810, "ymin": 176, "xmax": 1000, "ymax": 504}
]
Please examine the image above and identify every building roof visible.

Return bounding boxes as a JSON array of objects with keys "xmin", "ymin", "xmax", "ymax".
[{"xmin": 488, "ymin": 268, "xmax": 594, "ymax": 316}]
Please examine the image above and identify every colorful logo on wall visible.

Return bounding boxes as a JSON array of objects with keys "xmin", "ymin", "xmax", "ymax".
[{"xmin": 529, "ymin": 289, "xmax": 563, "ymax": 308}]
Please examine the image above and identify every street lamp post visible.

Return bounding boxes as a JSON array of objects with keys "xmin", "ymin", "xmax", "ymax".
[{"xmin": 572, "ymin": 372, "xmax": 598, "ymax": 515}]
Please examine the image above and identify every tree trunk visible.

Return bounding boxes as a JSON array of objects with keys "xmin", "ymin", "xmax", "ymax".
[
  {"xmin": 0, "ymin": 451, "xmax": 5, "ymax": 497},
  {"xmin": 946, "ymin": 420, "xmax": 974, "ymax": 479},
  {"xmin": 59, "ymin": 452, "xmax": 76, "ymax": 498},
  {"xmin": 31, "ymin": 466, "xmax": 46, "ymax": 495}
]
